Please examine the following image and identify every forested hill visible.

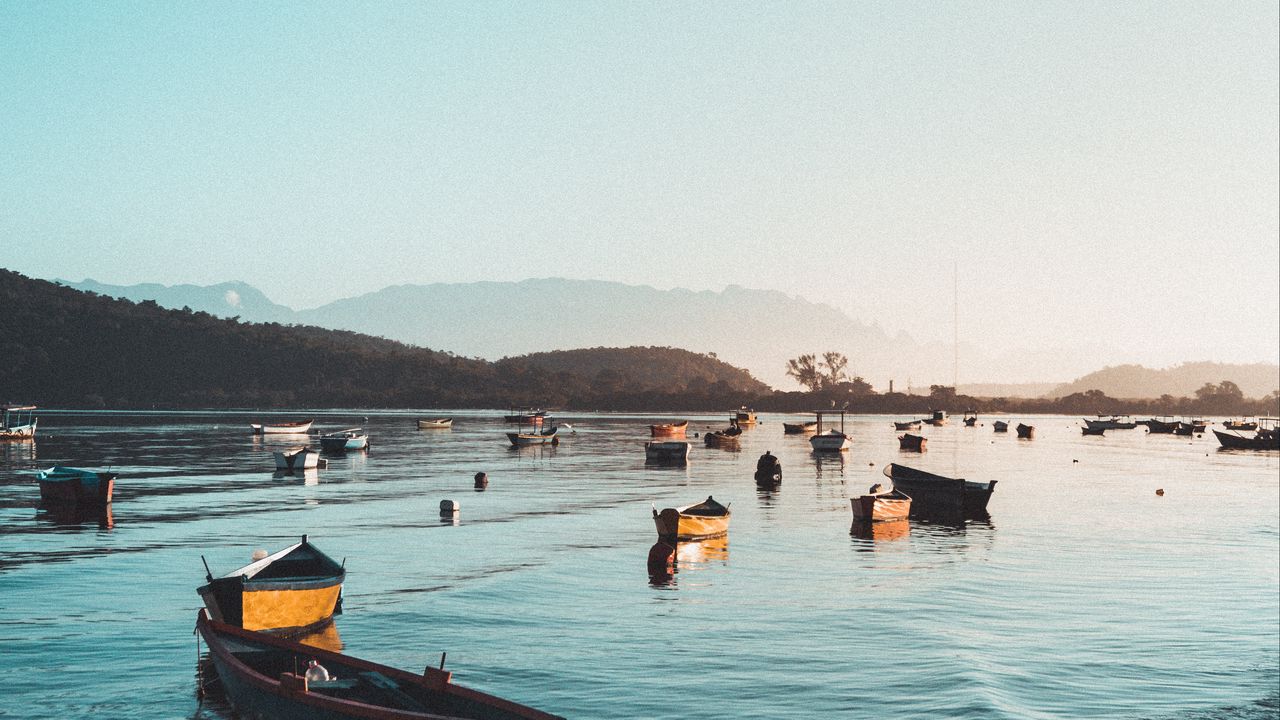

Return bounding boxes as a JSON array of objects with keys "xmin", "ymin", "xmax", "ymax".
[
  {"xmin": 513, "ymin": 347, "xmax": 770, "ymax": 396},
  {"xmin": 1049, "ymin": 362, "xmax": 1279, "ymax": 400},
  {"xmin": 0, "ymin": 270, "xmax": 768, "ymax": 409}
]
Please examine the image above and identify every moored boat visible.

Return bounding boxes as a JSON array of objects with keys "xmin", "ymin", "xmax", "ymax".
[
  {"xmin": 416, "ymin": 418, "xmax": 453, "ymax": 429},
  {"xmin": 923, "ymin": 410, "xmax": 948, "ymax": 427},
  {"xmin": 653, "ymin": 496, "xmax": 731, "ymax": 540},
  {"xmin": 197, "ymin": 535, "xmax": 344, "ymax": 634},
  {"xmin": 704, "ymin": 423, "xmax": 742, "ymax": 449},
  {"xmin": 893, "ymin": 420, "xmax": 922, "ymax": 431},
  {"xmin": 507, "ymin": 422, "xmax": 558, "ymax": 447},
  {"xmin": 850, "ymin": 484, "xmax": 912, "ymax": 523},
  {"xmin": 809, "ymin": 411, "xmax": 851, "ymax": 452},
  {"xmin": 649, "ymin": 420, "xmax": 688, "ymax": 437},
  {"xmin": 1223, "ymin": 419, "xmax": 1258, "ymax": 431},
  {"xmin": 1016, "ymin": 423, "xmax": 1035, "ymax": 439},
  {"xmin": 1213, "ymin": 420, "xmax": 1279, "ymax": 451},
  {"xmin": 1081, "ymin": 425, "xmax": 1106, "ymax": 436},
  {"xmin": 37, "ymin": 466, "xmax": 117, "ymax": 507},
  {"xmin": 1145, "ymin": 418, "xmax": 1179, "ymax": 434},
  {"xmin": 319, "ymin": 429, "xmax": 369, "ymax": 453},
  {"xmin": 274, "ymin": 446, "xmax": 320, "ymax": 471},
  {"xmin": 1174, "ymin": 419, "xmax": 1207, "ymax": 436},
  {"xmin": 992, "ymin": 420, "xmax": 1009, "ymax": 433},
  {"xmin": 251, "ymin": 420, "xmax": 314, "ymax": 435},
  {"xmin": 645, "ymin": 440, "xmax": 690, "ymax": 465},
  {"xmin": 503, "ymin": 407, "xmax": 547, "ymax": 423},
  {"xmin": 195, "ymin": 609, "xmax": 564, "ymax": 720},
  {"xmin": 1084, "ymin": 416, "xmax": 1137, "ymax": 430},
  {"xmin": 898, "ymin": 433, "xmax": 927, "ymax": 451},
  {"xmin": 0, "ymin": 404, "xmax": 37, "ymax": 440},
  {"xmin": 881, "ymin": 463, "xmax": 997, "ymax": 516},
  {"xmin": 734, "ymin": 408, "xmax": 758, "ymax": 426},
  {"xmin": 754, "ymin": 451, "xmax": 782, "ymax": 486},
  {"xmin": 782, "ymin": 421, "xmax": 818, "ymax": 434},
  {"xmin": 962, "ymin": 410, "xmax": 977, "ymax": 427}
]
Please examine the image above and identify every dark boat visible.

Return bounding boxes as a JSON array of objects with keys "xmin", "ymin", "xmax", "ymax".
[
  {"xmin": 1145, "ymin": 418, "xmax": 1179, "ymax": 434},
  {"xmin": 754, "ymin": 451, "xmax": 782, "ymax": 486},
  {"xmin": 645, "ymin": 440, "xmax": 690, "ymax": 465},
  {"xmin": 893, "ymin": 420, "xmax": 922, "ymax": 431},
  {"xmin": 1174, "ymin": 420, "xmax": 1207, "ymax": 436},
  {"xmin": 196, "ymin": 610, "xmax": 563, "ymax": 720},
  {"xmin": 782, "ymin": 421, "xmax": 817, "ymax": 434},
  {"xmin": 503, "ymin": 408, "xmax": 547, "ymax": 423},
  {"xmin": 897, "ymin": 433, "xmax": 927, "ymax": 452},
  {"xmin": 962, "ymin": 411, "xmax": 977, "ymax": 427},
  {"xmin": 992, "ymin": 421, "xmax": 1009, "ymax": 433},
  {"xmin": 198, "ymin": 535, "xmax": 345, "ymax": 634},
  {"xmin": 1016, "ymin": 423, "xmax": 1035, "ymax": 439},
  {"xmin": 1213, "ymin": 425, "xmax": 1279, "ymax": 451},
  {"xmin": 704, "ymin": 424, "xmax": 742, "ymax": 449},
  {"xmin": 36, "ymin": 466, "xmax": 116, "ymax": 507},
  {"xmin": 881, "ymin": 463, "xmax": 996, "ymax": 516},
  {"xmin": 1084, "ymin": 416, "xmax": 1137, "ymax": 430},
  {"xmin": 1223, "ymin": 419, "xmax": 1258, "ymax": 431},
  {"xmin": 1081, "ymin": 426, "xmax": 1106, "ymax": 436}
]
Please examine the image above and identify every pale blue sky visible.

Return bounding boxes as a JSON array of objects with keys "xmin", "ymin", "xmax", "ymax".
[{"xmin": 2, "ymin": 1, "xmax": 1277, "ymax": 372}]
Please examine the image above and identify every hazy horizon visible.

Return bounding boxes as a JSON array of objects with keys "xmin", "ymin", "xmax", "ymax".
[{"xmin": 3, "ymin": 2, "xmax": 1276, "ymax": 374}]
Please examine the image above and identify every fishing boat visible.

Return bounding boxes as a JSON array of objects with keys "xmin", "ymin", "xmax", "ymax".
[
  {"xmin": 782, "ymin": 421, "xmax": 818, "ymax": 434},
  {"xmin": 923, "ymin": 410, "xmax": 948, "ymax": 427},
  {"xmin": 704, "ymin": 427, "xmax": 742, "ymax": 449},
  {"xmin": 645, "ymin": 440, "xmax": 690, "ymax": 465},
  {"xmin": 809, "ymin": 411, "xmax": 851, "ymax": 452},
  {"xmin": 1213, "ymin": 419, "xmax": 1279, "ymax": 450},
  {"xmin": 1083, "ymin": 416, "xmax": 1137, "ymax": 430},
  {"xmin": 1081, "ymin": 425, "xmax": 1106, "ymax": 436},
  {"xmin": 197, "ymin": 535, "xmax": 345, "ymax": 634},
  {"xmin": 850, "ymin": 484, "xmax": 912, "ymax": 523},
  {"xmin": 507, "ymin": 420, "xmax": 557, "ymax": 447},
  {"xmin": 992, "ymin": 420, "xmax": 1009, "ymax": 433},
  {"xmin": 1174, "ymin": 420, "xmax": 1207, "ymax": 436},
  {"xmin": 319, "ymin": 429, "xmax": 369, "ymax": 453},
  {"xmin": 196, "ymin": 609, "xmax": 563, "ymax": 720},
  {"xmin": 734, "ymin": 408, "xmax": 758, "ymax": 426},
  {"xmin": 649, "ymin": 420, "xmax": 688, "ymax": 437},
  {"xmin": 36, "ymin": 466, "xmax": 117, "ymax": 507},
  {"xmin": 274, "ymin": 446, "xmax": 320, "ymax": 471},
  {"xmin": 898, "ymin": 433, "xmax": 927, "ymax": 452},
  {"xmin": 0, "ymin": 405, "xmax": 37, "ymax": 440},
  {"xmin": 503, "ymin": 407, "xmax": 547, "ymax": 423},
  {"xmin": 962, "ymin": 410, "xmax": 977, "ymax": 427},
  {"xmin": 1223, "ymin": 419, "xmax": 1258, "ymax": 431},
  {"xmin": 881, "ymin": 463, "xmax": 997, "ymax": 516},
  {"xmin": 1145, "ymin": 418, "xmax": 1179, "ymax": 434},
  {"xmin": 893, "ymin": 420, "xmax": 922, "ymax": 431},
  {"xmin": 1016, "ymin": 423, "xmax": 1035, "ymax": 439},
  {"xmin": 251, "ymin": 420, "xmax": 314, "ymax": 435},
  {"xmin": 653, "ymin": 496, "xmax": 731, "ymax": 540},
  {"xmin": 416, "ymin": 418, "xmax": 453, "ymax": 429}
]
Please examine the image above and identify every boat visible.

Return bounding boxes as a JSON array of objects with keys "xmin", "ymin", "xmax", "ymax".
[
  {"xmin": 196, "ymin": 609, "xmax": 564, "ymax": 720},
  {"xmin": 923, "ymin": 410, "xmax": 948, "ymax": 427},
  {"xmin": 962, "ymin": 410, "xmax": 977, "ymax": 427},
  {"xmin": 1174, "ymin": 420, "xmax": 1207, "ymax": 436},
  {"xmin": 992, "ymin": 421, "xmax": 1009, "ymax": 433},
  {"xmin": 850, "ymin": 484, "xmax": 912, "ymax": 523},
  {"xmin": 274, "ymin": 446, "xmax": 320, "ymax": 471},
  {"xmin": 809, "ymin": 411, "xmax": 851, "ymax": 452},
  {"xmin": 319, "ymin": 429, "xmax": 369, "ymax": 453},
  {"xmin": 251, "ymin": 420, "xmax": 314, "ymax": 435},
  {"xmin": 1016, "ymin": 423, "xmax": 1035, "ymax": 439},
  {"xmin": 507, "ymin": 420, "xmax": 558, "ymax": 447},
  {"xmin": 653, "ymin": 496, "xmax": 731, "ymax": 540},
  {"xmin": 1081, "ymin": 425, "xmax": 1106, "ymax": 436},
  {"xmin": 898, "ymin": 433, "xmax": 927, "ymax": 452},
  {"xmin": 881, "ymin": 463, "xmax": 997, "ymax": 516},
  {"xmin": 649, "ymin": 420, "xmax": 688, "ymax": 437},
  {"xmin": 893, "ymin": 420, "xmax": 922, "ymax": 431},
  {"xmin": 1083, "ymin": 416, "xmax": 1137, "ymax": 430},
  {"xmin": 703, "ymin": 426, "xmax": 742, "ymax": 449},
  {"xmin": 644, "ymin": 440, "xmax": 690, "ymax": 465},
  {"xmin": 503, "ymin": 407, "xmax": 547, "ymax": 423},
  {"xmin": 782, "ymin": 421, "xmax": 818, "ymax": 434},
  {"xmin": 36, "ymin": 466, "xmax": 116, "ymax": 507},
  {"xmin": 1223, "ymin": 419, "xmax": 1258, "ymax": 431},
  {"xmin": 754, "ymin": 451, "xmax": 782, "ymax": 485},
  {"xmin": 1145, "ymin": 418, "xmax": 1179, "ymax": 434},
  {"xmin": 734, "ymin": 408, "xmax": 758, "ymax": 426},
  {"xmin": 197, "ymin": 535, "xmax": 345, "ymax": 634},
  {"xmin": 416, "ymin": 418, "xmax": 453, "ymax": 429},
  {"xmin": 0, "ymin": 405, "xmax": 37, "ymax": 440},
  {"xmin": 1213, "ymin": 419, "xmax": 1279, "ymax": 450}
]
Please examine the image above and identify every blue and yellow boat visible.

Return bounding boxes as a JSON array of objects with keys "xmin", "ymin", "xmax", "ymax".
[{"xmin": 198, "ymin": 535, "xmax": 344, "ymax": 634}]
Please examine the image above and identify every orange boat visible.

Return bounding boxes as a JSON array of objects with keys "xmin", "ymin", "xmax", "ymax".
[
  {"xmin": 197, "ymin": 535, "xmax": 344, "ymax": 634},
  {"xmin": 850, "ymin": 486, "xmax": 912, "ymax": 523},
  {"xmin": 653, "ymin": 496, "xmax": 731, "ymax": 540},
  {"xmin": 650, "ymin": 420, "xmax": 688, "ymax": 437}
]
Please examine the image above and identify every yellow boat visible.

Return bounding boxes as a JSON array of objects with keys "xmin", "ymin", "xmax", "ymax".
[
  {"xmin": 653, "ymin": 496, "xmax": 731, "ymax": 540},
  {"xmin": 197, "ymin": 535, "xmax": 344, "ymax": 634}
]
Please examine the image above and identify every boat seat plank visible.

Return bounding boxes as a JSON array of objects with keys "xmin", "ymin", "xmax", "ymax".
[{"xmin": 360, "ymin": 671, "xmax": 433, "ymax": 714}]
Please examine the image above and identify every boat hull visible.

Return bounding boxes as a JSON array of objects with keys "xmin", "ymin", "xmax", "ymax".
[
  {"xmin": 898, "ymin": 433, "xmax": 927, "ymax": 452},
  {"xmin": 252, "ymin": 421, "xmax": 314, "ymax": 435},
  {"xmin": 320, "ymin": 436, "xmax": 368, "ymax": 452},
  {"xmin": 1213, "ymin": 429, "xmax": 1279, "ymax": 451},
  {"xmin": 704, "ymin": 432, "xmax": 740, "ymax": 449},
  {"xmin": 274, "ymin": 447, "xmax": 320, "ymax": 470},
  {"xmin": 37, "ymin": 467, "xmax": 116, "ymax": 507},
  {"xmin": 850, "ymin": 492, "xmax": 911, "ymax": 522},
  {"xmin": 507, "ymin": 432, "xmax": 556, "ymax": 447},
  {"xmin": 809, "ymin": 432, "xmax": 851, "ymax": 452},
  {"xmin": 0, "ymin": 422, "xmax": 37, "ymax": 441},
  {"xmin": 417, "ymin": 419, "xmax": 453, "ymax": 429},
  {"xmin": 893, "ymin": 421, "xmax": 922, "ymax": 431},
  {"xmin": 1016, "ymin": 424, "xmax": 1035, "ymax": 439},
  {"xmin": 782, "ymin": 422, "xmax": 817, "ymax": 434},
  {"xmin": 653, "ymin": 509, "xmax": 730, "ymax": 540},
  {"xmin": 650, "ymin": 421, "xmax": 688, "ymax": 438},
  {"xmin": 992, "ymin": 422, "xmax": 1008, "ymax": 433},
  {"xmin": 198, "ymin": 539, "xmax": 345, "ymax": 633},
  {"xmin": 645, "ymin": 441, "xmax": 690, "ymax": 465},
  {"xmin": 883, "ymin": 463, "xmax": 996, "ymax": 516}
]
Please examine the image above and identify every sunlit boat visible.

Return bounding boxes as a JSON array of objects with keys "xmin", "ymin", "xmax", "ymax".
[
  {"xmin": 416, "ymin": 418, "xmax": 453, "ymax": 429},
  {"xmin": 653, "ymin": 496, "xmax": 731, "ymax": 541},
  {"xmin": 1016, "ymin": 423, "xmax": 1035, "ymax": 439},
  {"xmin": 37, "ymin": 466, "xmax": 117, "ymax": 507},
  {"xmin": 197, "ymin": 535, "xmax": 345, "ymax": 634},
  {"xmin": 734, "ymin": 408, "xmax": 758, "ymax": 426},
  {"xmin": 881, "ymin": 463, "xmax": 997, "ymax": 516},
  {"xmin": 251, "ymin": 420, "xmax": 314, "ymax": 435},
  {"xmin": 195, "ymin": 609, "xmax": 564, "ymax": 720},
  {"xmin": 0, "ymin": 404, "xmax": 37, "ymax": 440},
  {"xmin": 507, "ymin": 423, "xmax": 558, "ymax": 447},
  {"xmin": 783, "ymin": 421, "xmax": 818, "ymax": 434},
  {"xmin": 319, "ymin": 429, "xmax": 369, "ymax": 453},
  {"xmin": 274, "ymin": 446, "xmax": 320, "ymax": 471},
  {"xmin": 645, "ymin": 440, "xmax": 690, "ymax": 465},
  {"xmin": 704, "ymin": 426, "xmax": 742, "ymax": 449},
  {"xmin": 650, "ymin": 420, "xmax": 688, "ymax": 437},
  {"xmin": 809, "ymin": 411, "xmax": 851, "ymax": 452},
  {"xmin": 898, "ymin": 433, "xmax": 927, "ymax": 452},
  {"xmin": 850, "ymin": 485, "xmax": 912, "ymax": 523}
]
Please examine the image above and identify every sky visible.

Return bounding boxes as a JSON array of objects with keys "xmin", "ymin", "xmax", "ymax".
[{"xmin": 2, "ymin": 1, "xmax": 1277, "ymax": 372}]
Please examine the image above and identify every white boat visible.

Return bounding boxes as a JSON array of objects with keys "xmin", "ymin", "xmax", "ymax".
[
  {"xmin": 250, "ymin": 420, "xmax": 314, "ymax": 435},
  {"xmin": 0, "ymin": 405, "xmax": 37, "ymax": 440},
  {"xmin": 809, "ymin": 411, "xmax": 852, "ymax": 452},
  {"xmin": 417, "ymin": 418, "xmax": 453, "ymax": 429},
  {"xmin": 319, "ymin": 429, "xmax": 368, "ymax": 453},
  {"xmin": 507, "ymin": 420, "xmax": 558, "ymax": 447},
  {"xmin": 273, "ymin": 446, "xmax": 319, "ymax": 471}
]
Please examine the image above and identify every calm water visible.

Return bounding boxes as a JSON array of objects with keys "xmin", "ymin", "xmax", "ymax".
[{"xmin": 0, "ymin": 411, "xmax": 1276, "ymax": 719}]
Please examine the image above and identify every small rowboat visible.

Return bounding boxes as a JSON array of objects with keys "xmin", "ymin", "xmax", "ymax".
[
  {"xmin": 704, "ymin": 426, "xmax": 742, "ymax": 449},
  {"xmin": 653, "ymin": 496, "xmax": 731, "ymax": 541},
  {"xmin": 196, "ymin": 609, "xmax": 564, "ymax": 720},
  {"xmin": 898, "ymin": 433, "xmax": 927, "ymax": 452},
  {"xmin": 893, "ymin": 420, "xmax": 922, "ymax": 431},
  {"xmin": 320, "ymin": 429, "xmax": 369, "ymax": 453},
  {"xmin": 37, "ymin": 466, "xmax": 117, "ymax": 507},
  {"xmin": 251, "ymin": 420, "xmax": 314, "ymax": 435},
  {"xmin": 197, "ymin": 535, "xmax": 345, "ymax": 634},
  {"xmin": 274, "ymin": 446, "xmax": 320, "ymax": 471},
  {"xmin": 881, "ymin": 463, "xmax": 997, "ymax": 517},
  {"xmin": 1081, "ymin": 425, "xmax": 1106, "ymax": 436},
  {"xmin": 992, "ymin": 421, "xmax": 1009, "ymax": 433},
  {"xmin": 1016, "ymin": 423, "xmax": 1035, "ymax": 439},
  {"xmin": 782, "ymin": 421, "xmax": 817, "ymax": 434},
  {"xmin": 650, "ymin": 420, "xmax": 688, "ymax": 437},
  {"xmin": 645, "ymin": 440, "xmax": 690, "ymax": 465},
  {"xmin": 507, "ymin": 426, "xmax": 558, "ymax": 447},
  {"xmin": 417, "ymin": 418, "xmax": 453, "ymax": 429},
  {"xmin": 850, "ymin": 484, "xmax": 912, "ymax": 523}
]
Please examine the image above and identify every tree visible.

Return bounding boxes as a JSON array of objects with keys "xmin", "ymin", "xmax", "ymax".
[
  {"xmin": 820, "ymin": 352, "xmax": 849, "ymax": 389},
  {"xmin": 785, "ymin": 354, "xmax": 821, "ymax": 391}
]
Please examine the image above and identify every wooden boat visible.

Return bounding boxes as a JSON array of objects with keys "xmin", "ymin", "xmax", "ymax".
[
  {"xmin": 1145, "ymin": 418, "xmax": 1179, "ymax": 434},
  {"xmin": 320, "ymin": 429, "xmax": 369, "ymax": 453},
  {"xmin": 923, "ymin": 410, "xmax": 948, "ymax": 427},
  {"xmin": 1174, "ymin": 420, "xmax": 1207, "ymax": 436},
  {"xmin": 649, "ymin": 420, "xmax": 688, "ymax": 437},
  {"xmin": 734, "ymin": 408, "xmax": 758, "ymax": 426},
  {"xmin": 850, "ymin": 484, "xmax": 912, "ymax": 522},
  {"xmin": 809, "ymin": 411, "xmax": 851, "ymax": 452},
  {"xmin": 644, "ymin": 440, "xmax": 690, "ymax": 465},
  {"xmin": 1223, "ymin": 419, "xmax": 1258, "ymax": 431},
  {"xmin": 0, "ymin": 404, "xmax": 37, "ymax": 440},
  {"xmin": 507, "ymin": 422, "xmax": 557, "ymax": 447},
  {"xmin": 251, "ymin": 420, "xmax": 314, "ymax": 435},
  {"xmin": 653, "ymin": 496, "xmax": 731, "ymax": 540},
  {"xmin": 274, "ymin": 446, "xmax": 320, "ymax": 471},
  {"xmin": 1213, "ymin": 422, "xmax": 1279, "ymax": 451},
  {"xmin": 703, "ymin": 427, "xmax": 741, "ymax": 449},
  {"xmin": 992, "ymin": 421, "xmax": 1009, "ymax": 433},
  {"xmin": 1081, "ymin": 425, "xmax": 1106, "ymax": 436},
  {"xmin": 898, "ymin": 433, "xmax": 927, "ymax": 451},
  {"xmin": 196, "ymin": 609, "xmax": 563, "ymax": 720},
  {"xmin": 416, "ymin": 418, "xmax": 453, "ymax": 429},
  {"xmin": 37, "ymin": 466, "xmax": 116, "ymax": 507},
  {"xmin": 881, "ymin": 463, "xmax": 997, "ymax": 516},
  {"xmin": 1083, "ymin": 416, "xmax": 1137, "ymax": 430},
  {"xmin": 893, "ymin": 420, "xmax": 922, "ymax": 431},
  {"xmin": 962, "ymin": 411, "xmax": 977, "ymax": 427},
  {"xmin": 503, "ymin": 408, "xmax": 547, "ymax": 423},
  {"xmin": 197, "ymin": 535, "xmax": 344, "ymax": 634},
  {"xmin": 1016, "ymin": 423, "xmax": 1035, "ymax": 439},
  {"xmin": 782, "ymin": 421, "xmax": 818, "ymax": 434}
]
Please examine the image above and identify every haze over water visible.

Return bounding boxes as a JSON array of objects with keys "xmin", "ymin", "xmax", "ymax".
[{"xmin": 0, "ymin": 411, "xmax": 1276, "ymax": 718}]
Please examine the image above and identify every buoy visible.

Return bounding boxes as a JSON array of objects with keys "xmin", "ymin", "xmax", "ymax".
[
  {"xmin": 251, "ymin": 549, "xmax": 268, "ymax": 561},
  {"xmin": 1073, "ymin": 459, "xmax": 1078, "ymax": 463},
  {"xmin": 1156, "ymin": 489, "xmax": 1165, "ymax": 496},
  {"xmin": 440, "ymin": 499, "xmax": 460, "ymax": 516},
  {"xmin": 474, "ymin": 472, "xmax": 488, "ymax": 490}
]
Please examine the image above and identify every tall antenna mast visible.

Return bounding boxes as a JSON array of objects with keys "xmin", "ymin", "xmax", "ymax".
[{"xmin": 953, "ymin": 260, "xmax": 959, "ymax": 392}]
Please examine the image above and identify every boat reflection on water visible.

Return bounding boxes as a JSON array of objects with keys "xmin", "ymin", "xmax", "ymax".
[
  {"xmin": 273, "ymin": 468, "xmax": 320, "ymax": 485},
  {"xmin": 647, "ymin": 536, "xmax": 729, "ymax": 587},
  {"xmin": 850, "ymin": 518, "xmax": 909, "ymax": 544},
  {"xmin": 1, "ymin": 439, "xmax": 36, "ymax": 464},
  {"xmin": 36, "ymin": 503, "xmax": 114, "ymax": 530},
  {"xmin": 812, "ymin": 453, "xmax": 845, "ymax": 480},
  {"xmin": 293, "ymin": 620, "xmax": 344, "ymax": 654}
]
